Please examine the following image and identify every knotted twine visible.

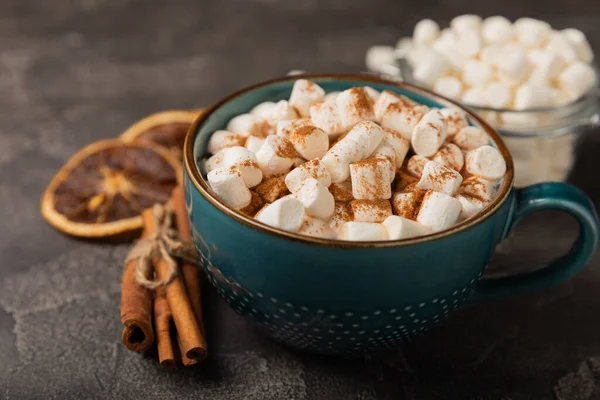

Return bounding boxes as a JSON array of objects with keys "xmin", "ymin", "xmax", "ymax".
[{"xmin": 124, "ymin": 204, "xmax": 199, "ymax": 290}]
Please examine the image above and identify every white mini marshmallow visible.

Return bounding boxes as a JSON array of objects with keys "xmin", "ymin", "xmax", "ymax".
[
  {"xmin": 465, "ymin": 145, "xmax": 507, "ymax": 180},
  {"xmin": 324, "ymin": 91, "xmax": 341, "ymax": 102},
  {"xmin": 461, "ymin": 87, "xmax": 487, "ymax": 106},
  {"xmin": 298, "ymin": 216, "xmax": 336, "ymax": 239},
  {"xmin": 562, "ymin": 28, "xmax": 594, "ymax": 63},
  {"xmin": 528, "ymin": 49, "xmax": 566, "ymax": 81},
  {"xmin": 265, "ymin": 100, "xmax": 299, "ymax": 126},
  {"xmin": 364, "ymin": 87, "xmax": 380, "ymax": 102},
  {"xmin": 329, "ymin": 202, "xmax": 354, "ymax": 231},
  {"xmin": 434, "ymin": 76, "xmax": 463, "ymax": 99},
  {"xmin": 413, "ymin": 49, "xmax": 451, "ymax": 86},
  {"xmin": 416, "ymin": 160, "xmax": 463, "ymax": 196},
  {"xmin": 456, "ymin": 32, "xmax": 484, "ymax": 57},
  {"xmin": 391, "ymin": 191, "xmax": 423, "ymax": 219},
  {"xmin": 336, "ymin": 87, "xmax": 376, "ymax": 130},
  {"xmin": 382, "ymin": 129, "xmax": 410, "ymax": 169},
  {"xmin": 413, "ymin": 19, "xmax": 440, "ymax": 45},
  {"xmin": 546, "ymin": 31, "xmax": 578, "ymax": 63},
  {"xmin": 484, "ymin": 81, "xmax": 513, "ymax": 109},
  {"xmin": 431, "ymin": 29, "xmax": 466, "ymax": 70},
  {"xmin": 256, "ymin": 196, "xmax": 305, "ymax": 232},
  {"xmin": 207, "ymin": 167, "xmax": 252, "ymax": 210},
  {"xmin": 293, "ymin": 178, "xmax": 335, "ymax": 220},
  {"xmin": 207, "ymin": 130, "xmax": 247, "ymax": 154},
  {"xmin": 411, "ymin": 109, "xmax": 447, "ymax": 157},
  {"xmin": 345, "ymin": 121, "xmax": 385, "ymax": 158},
  {"xmin": 514, "ymin": 18, "xmax": 552, "ymax": 48},
  {"xmin": 482, "ymin": 16, "xmax": 514, "ymax": 44},
  {"xmin": 460, "ymin": 176, "xmax": 497, "ymax": 201},
  {"xmin": 371, "ymin": 143, "xmax": 396, "ymax": 182},
  {"xmin": 289, "ymin": 79, "xmax": 326, "ymax": 117},
  {"xmin": 440, "ymin": 108, "xmax": 468, "ymax": 138},
  {"xmin": 256, "ymin": 135, "xmax": 298, "ymax": 176},
  {"xmin": 480, "ymin": 45, "xmax": 506, "ymax": 66},
  {"xmin": 321, "ymin": 138, "xmax": 362, "ymax": 183},
  {"xmin": 406, "ymin": 155, "xmax": 429, "ymax": 177},
  {"xmin": 407, "ymin": 45, "xmax": 429, "ymax": 68},
  {"xmin": 350, "ymin": 199, "xmax": 392, "ymax": 223},
  {"xmin": 226, "ymin": 113, "xmax": 268, "ymax": 137},
  {"xmin": 285, "ymin": 159, "xmax": 332, "ymax": 193},
  {"xmin": 456, "ymin": 194, "xmax": 487, "ymax": 220},
  {"xmin": 220, "ymin": 146, "xmax": 263, "ymax": 188},
  {"xmin": 462, "ymin": 59, "xmax": 493, "ymax": 87},
  {"xmin": 245, "ymin": 136, "xmax": 265, "ymax": 154},
  {"xmin": 276, "ymin": 118, "xmax": 311, "ymax": 139},
  {"xmin": 309, "ymin": 99, "xmax": 343, "ymax": 136},
  {"xmin": 380, "ymin": 101, "xmax": 427, "ymax": 141},
  {"xmin": 383, "ymin": 215, "xmax": 430, "ymax": 240},
  {"xmin": 416, "ymin": 190, "xmax": 462, "ymax": 231},
  {"xmin": 365, "ymin": 45, "xmax": 396, "ymax": 73},
  {"xmin": 204, "ymin": 150, "xmax": 224, "ymax": 173},
  {"xmin": 557, "ymin": 62, "xmax": 597, "ymax": 100},
  {"xmin": 289, "ymin": 125, "xmax": 329, "ymax": 160},
  {"xmin": 251, "ymin": 102, "xmax": 276, "ymax": 119},
  {"xmin": 514, "ymin": 83, "xmax": 553, "ymax": 110},
  {"xmin": 340, "ymin": 222, "xmax": 388, "ymax": 241},
  {"xmin": 498, "ymin": 48, "xmax": 529, "ymax": 86},
  {"xmin": 450, "ymin": 14, "xmax": 482, "ymax": 34},
  {"xmin": 452, "ymin": 126, "xmax": 489, "ymax": 150},
  {"xmin": 373, "ymin": 90, "xmax": 405, "ymax": 121},
  {"xmin": 350, "ymin": 158, "xmax": 392, "ymax": 200},
  {"xmin": 432, "ymin": 143, "xmax": 464, "ymax": 171}
]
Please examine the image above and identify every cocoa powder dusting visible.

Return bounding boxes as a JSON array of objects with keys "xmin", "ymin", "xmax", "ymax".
[{"xmin": 255, "ymin": 176, "xmax": 289, "ymax": 203}]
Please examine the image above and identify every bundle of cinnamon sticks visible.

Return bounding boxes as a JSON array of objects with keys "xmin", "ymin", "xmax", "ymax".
[{"xmin": 120, "ymin": 186, "xmax": 207, "ymax": 369}]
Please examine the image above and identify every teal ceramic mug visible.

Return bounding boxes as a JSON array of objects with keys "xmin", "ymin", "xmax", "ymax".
[{"xmin": 183, "ymin": 74, "xmax": 599, "ymax": 355}]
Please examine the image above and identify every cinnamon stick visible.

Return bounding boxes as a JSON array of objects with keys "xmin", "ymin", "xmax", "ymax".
[
  {"xmin": 153, "ymin": 198, "xmax": 207, "ymax": 362},
  {"xmin": 120, "ymin": 214, "xmax": 155, "ymax": 353},
  {"xmin": 172, "ymin": 186, "xmax": 207, "ymax": 365},
  {"xmin": 153, "ymin": 286, "xmax": 177, "ymax": 369}
]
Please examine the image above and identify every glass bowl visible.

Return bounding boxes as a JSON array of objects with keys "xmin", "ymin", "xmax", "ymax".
[{"xmin": 373, "ymin": 58, "xmax": 600, "ymax": 187}]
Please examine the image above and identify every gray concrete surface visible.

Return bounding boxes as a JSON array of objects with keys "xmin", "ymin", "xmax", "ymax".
[{"xmin": 1, "ymin": 0, "xmax": 600, "ymax": 398}]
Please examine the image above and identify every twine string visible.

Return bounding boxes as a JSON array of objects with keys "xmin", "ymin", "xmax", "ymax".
[{"xmin": 124, "ymin": 204, "xmax": 199, "ymax": 290}]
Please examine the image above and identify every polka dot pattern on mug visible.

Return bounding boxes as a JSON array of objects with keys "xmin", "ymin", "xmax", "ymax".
[{"xmin": 200, "ymin": 261, "xmax": 479, "ymax": 354}]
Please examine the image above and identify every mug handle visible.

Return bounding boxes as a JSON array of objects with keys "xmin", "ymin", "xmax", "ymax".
[{"xmin": 470, "ymin": 182, "xmax": 599, "ymax": 303}]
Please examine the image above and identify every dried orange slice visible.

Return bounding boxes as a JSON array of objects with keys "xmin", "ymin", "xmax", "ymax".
[
  {"xmin": 120, "ymin": 110, "xmax": 201, "ymax": 160},
  {"xmin": 41, "ymin": 139, "xmax": 182, "ymax": 238}
]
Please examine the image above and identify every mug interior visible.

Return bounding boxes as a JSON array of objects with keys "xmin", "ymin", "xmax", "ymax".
[{"xmin": 185, "ymin": 74, "xmax": 515, "ymax": 246}]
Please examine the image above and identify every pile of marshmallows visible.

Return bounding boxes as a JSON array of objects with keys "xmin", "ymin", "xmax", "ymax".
[
  {"xmin": 367, "ymin": 15, "xmax": 596, "ymax": 113},
  {"xmin": 202, "ymin": 79, "xmax": 506, "ymax": 242}
]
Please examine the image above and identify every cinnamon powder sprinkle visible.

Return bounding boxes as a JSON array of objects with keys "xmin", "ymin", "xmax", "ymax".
[
  {"xmin": 329, "ymin": 182, "xmax": 354, "ymax": 202},
  {"xmin": 300, "ymin": 159, "xmax": 329, "ymax": 181},
  {"xmin": 350, "ymin": 199, "xmax": 392, "ymax": 222},
  {"xmin": 240, "ymin": 191, "xmax": 265, "ymax": 217},
  {"xmin": 255, "ymin": 176, "xmax": 289, "ymax": 203},
  {"xmin": 290, "ymin": 125, "xmax": 318, "ymax": 147},
  {"xmin": 391, "ymin": 190, "xmax": 425, "ymax": 220},
  {"xmin": 272, "ymin": 137, "xmax": 299, "ymax": 159}
]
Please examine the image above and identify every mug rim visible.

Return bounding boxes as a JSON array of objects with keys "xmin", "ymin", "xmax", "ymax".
[{"xmin": 183, "ymin": 73, "xmax": 515, "ymax": 248}]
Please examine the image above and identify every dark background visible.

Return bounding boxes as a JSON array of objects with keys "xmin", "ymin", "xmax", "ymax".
[{"xmin": 1, "ymin": 0, "xmax": 600, "ymax": 399}]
